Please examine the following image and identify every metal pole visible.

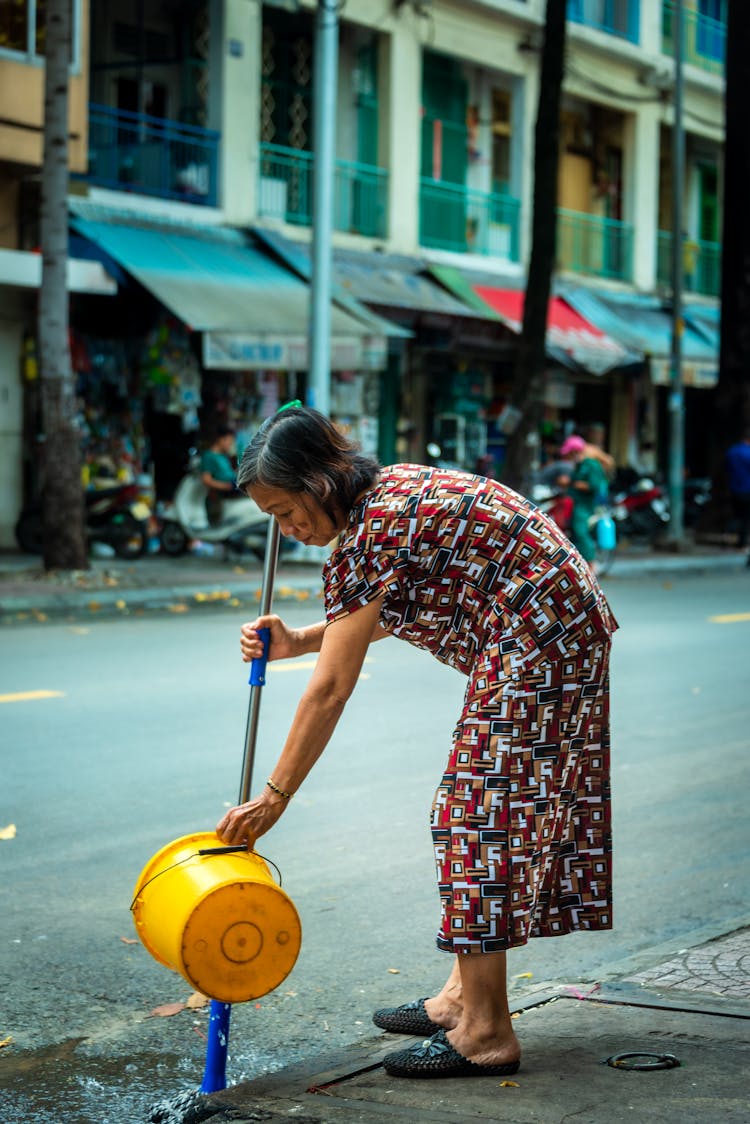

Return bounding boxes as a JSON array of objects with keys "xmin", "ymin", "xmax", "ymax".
[
  {"xmin": 668, "ymin": 0, "xmax": 685, "ymax": 542},
  {"xmin": 308, "ymin": 0, "xmax": 338, "ymax": 415}
]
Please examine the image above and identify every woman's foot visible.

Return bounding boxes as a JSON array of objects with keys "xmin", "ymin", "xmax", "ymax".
[
  {"xmin": 422, "ymin": 957, "xmax": 464, "ymax": 1029},
  {"xmin": 423, "ymin": 994, "xmax": 461, "ymax": 1029},
  {"xmin": 446, "ymin": 1020, "xmax": 521, "ymax": 1069}
]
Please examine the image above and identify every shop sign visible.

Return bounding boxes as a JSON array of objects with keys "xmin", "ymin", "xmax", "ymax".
[
  {"xmin": 202, "ymin": 332, "xmax": 381, "ymax": 371},
  {"xmin": 649, "ymin": 358, "xmax": 718, "ymax": 389},
  {"xmin": 543, "ymin": 372, "xmax": 576, "ymax": 408},
  {"xmin": 203, "ymin": 333, "xmax": 305, "ymax": 369}
]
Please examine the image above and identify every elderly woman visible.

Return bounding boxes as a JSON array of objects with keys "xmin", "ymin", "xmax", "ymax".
[{"xmin": 217, "ymin": 405, "xmax": 616, "ymax": 1080}]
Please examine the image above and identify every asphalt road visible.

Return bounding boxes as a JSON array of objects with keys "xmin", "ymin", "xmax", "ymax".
[{"xmin": 1, "ymin": 571, "xmax": 748, "ymax": 1123}]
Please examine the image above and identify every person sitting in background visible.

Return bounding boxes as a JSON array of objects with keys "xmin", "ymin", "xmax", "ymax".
[
  {"xmin": 200, "ymin": 425, "xmax": 238, "ymax": 525},
  {"xmin": 560, "ymin": 434, "xmax": 609, "ymax": 572}
]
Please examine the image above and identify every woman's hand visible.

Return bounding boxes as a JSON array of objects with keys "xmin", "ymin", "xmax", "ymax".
[
  {"xmin": 240, "ymin": 614, "xmax": 303, "ymax": 663},
  {"xmin": 216, "ymin": 789, "xmax": 288, "ymax": 850}
]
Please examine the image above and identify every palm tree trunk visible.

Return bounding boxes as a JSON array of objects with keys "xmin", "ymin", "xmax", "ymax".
[
  {"xmin": 501, "ymin": 0, "xmax": 568, "ymax": 497},
  {"xmin": 39, "ymin": 0, "xmax": 87, "ymax": 570}
]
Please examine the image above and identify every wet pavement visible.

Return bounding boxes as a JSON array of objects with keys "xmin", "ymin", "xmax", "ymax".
[{"xmin": 1, "ymin": 928, "xmax": 748, "ymax": 1123}]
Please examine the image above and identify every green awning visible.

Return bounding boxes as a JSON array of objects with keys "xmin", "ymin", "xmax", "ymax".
[{"xmin": 70, "ymin": 207, "xmax": 388, "ymax": 370}]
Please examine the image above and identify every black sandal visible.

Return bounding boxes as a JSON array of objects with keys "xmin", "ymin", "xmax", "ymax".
[
  {"xmin": 382, "ymin": 1029, "xmax": 521, "ymax": 1079},
  {"xmin": 372, "ymin": 998, "xmax": 441, "ymax": 1036}
]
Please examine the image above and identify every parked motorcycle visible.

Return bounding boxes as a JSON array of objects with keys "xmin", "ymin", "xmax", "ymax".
[
  {"xmin": 158, "ymin": 472, "xmax": 275, "ymax": 560},
  {"xmin": 15, "ymin": 481, "xmax": 151, "ymax": 559},
  {"xmin": 610, "ymin": 477, "xmax": 670, "ymax": 541}
]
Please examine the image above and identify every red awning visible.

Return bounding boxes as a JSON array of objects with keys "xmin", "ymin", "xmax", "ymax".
[{"xmin": 473, "ymin": 285, "xmax": 635, "ymax": 375}]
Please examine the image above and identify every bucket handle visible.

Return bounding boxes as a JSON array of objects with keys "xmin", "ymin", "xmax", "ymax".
[{"xmin": 130, "ymin": 847, "xmax": 284, "ymax": 912}]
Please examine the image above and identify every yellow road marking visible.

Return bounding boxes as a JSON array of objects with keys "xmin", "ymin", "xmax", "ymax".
[
  {"xmin": 709, "ymin": 612, "xmax": 750, "ymax": 624},
  {"xmin": 0, "ymin": 690, "xmax": 64, "ymax": 704}
]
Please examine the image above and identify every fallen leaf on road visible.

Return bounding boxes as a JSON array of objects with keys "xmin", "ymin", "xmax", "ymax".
[
  {"xmin": 0, "ymin": 1036, "xmax": 13, "ymax": 1049},
  {"xmin": 387, "ymin": 968, "xmax": 400, "ymax": 974},
  {"xmin": 515, "ymin": 972, "xmax": 533, "ymax": 979},
  {"xmin": 186, "ymin": 992, "xmax": 210, "ymax": 1009},
  {"xmin": 120, "ymin": 936, "xmax": 138, "ymax": 945},
  {"xmin": 499, "ymin": 1080, "xmax": 519, "ymax": 1088},
  {"xmin": 0, "ymin": 824, "xmax": 17, "ymax": 840},
  {"xmin": 149, "ymin": 1002, "xmax": 185, "ymax": 1018}
]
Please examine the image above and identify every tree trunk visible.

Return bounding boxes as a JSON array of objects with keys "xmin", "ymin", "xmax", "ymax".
[
  {"xmin": 39, "ymin": 0, "xmax": 87, "ymax": 570},
  {"xmin": 703, "ymin": 0, "xmax": 750, "ymax": 531},
  {"xmin": 501, "ymin": 0, "xmax": 567, "ymax": 497}
]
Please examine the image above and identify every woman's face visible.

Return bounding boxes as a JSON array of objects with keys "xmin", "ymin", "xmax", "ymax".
[{"xmin": 248, "ymin": 483, "xmax": 341, "ymax": 547}]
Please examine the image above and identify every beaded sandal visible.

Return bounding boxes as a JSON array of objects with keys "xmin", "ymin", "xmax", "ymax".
[
  {"xmin": 382, "ymin": 1029, "xmax": 521, "ymax": 1079},
  {"xmin": 372, "ymin": 998, "xmax": 441, "ymax": 1036}
]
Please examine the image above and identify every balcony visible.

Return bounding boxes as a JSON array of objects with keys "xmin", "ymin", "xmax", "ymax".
[
  {"xmin": 657, "ymin": 231, "xmax": 721, "ymax": 296},
  {"xmin": 557, "ymin": 209, "xmax": 634, "ymax": 281},
  {"xmin": 258, "ymin": 144, "xmax": 388, "ymax": 239},
  {"xmin": 662, "ymin": 1, "xmax": 726, "ymax": 74},
  {"xmin": 419, "ymin": 179, "xmax": 521, "ymax": 260},
  {"xmin": 82, "ymin": 105, "xmax": 219, "ymax": 207},
  {"xmin": 568, "ymin": 0, "xmax": 640, "ymax": 44}
]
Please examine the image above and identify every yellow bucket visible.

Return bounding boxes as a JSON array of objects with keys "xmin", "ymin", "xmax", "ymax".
[{"xmin": 131, "ymin": 831, "xmax": 301, "ymax": 1004}]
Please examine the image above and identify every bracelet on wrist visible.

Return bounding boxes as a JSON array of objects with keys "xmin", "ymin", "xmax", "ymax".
[{"xmin": 266, "ymin": 778, "xmax": 293, "ymax": 800}]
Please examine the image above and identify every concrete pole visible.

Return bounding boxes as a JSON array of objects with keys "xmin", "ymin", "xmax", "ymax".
[
  {"xmin": 308, "ymin": 0, "xmax": 338, "ymax": 415},
  {"xmin": 668, "ymin": 0, "xmax": 685, "ymax": 542}
]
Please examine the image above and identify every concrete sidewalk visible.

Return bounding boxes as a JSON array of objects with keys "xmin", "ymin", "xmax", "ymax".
[
  {"xmin": 0, "ymin": 541, "xmax": 747, "ymax": 625},
  {"xmin": 163, "ymin": 926, "xmax": 750, "ymax": 1124}
]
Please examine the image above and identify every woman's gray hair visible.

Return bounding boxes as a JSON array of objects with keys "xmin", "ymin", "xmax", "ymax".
[{"xmin": 237, "ymin": 405, "xmax": 380, "ymax": 520}]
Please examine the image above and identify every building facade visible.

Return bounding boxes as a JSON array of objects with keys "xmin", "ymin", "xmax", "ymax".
[{"xmin": 0, "ymin": 0, "xmax": 726, "ymax": 545}]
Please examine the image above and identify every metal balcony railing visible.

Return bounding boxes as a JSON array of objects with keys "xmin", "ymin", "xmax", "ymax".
[
  {"xmin": 662, "ymin": 1, "xmax": 726, "ymax": 74},
  {"xmin": 568, "ymin": 0, "xmax": 640, "ymax": 44},
  {"xmin": 258, "ymin": 143, "xmax": 388, "ymax": 239},
  {"xmin": 419, "ymin": 178, "xmax": 521, "ymax": 260},
  {"xmin": 657, "ymin": 231, "xmax": 721, "ymax": 296},
  {"xmin": 557, "ymin": 209, "xmax": 634, "ymax": 281},
  {"xmin": 82, "ymin": 104, "xmax": 220, "ymax": 206}
]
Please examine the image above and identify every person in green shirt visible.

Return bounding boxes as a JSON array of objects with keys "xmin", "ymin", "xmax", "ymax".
[
  {"xmin": 560, "ymin": 434, "xmax": 609, "ymax": 567},
  {"xmin": 200, "ymin": 425, "xmax": 238, "ymax": 524}
]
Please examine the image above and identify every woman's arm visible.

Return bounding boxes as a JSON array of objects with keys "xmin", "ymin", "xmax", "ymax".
[{"xmin": 218, "ymin": 595, "xmax": 385, "ymax": 848}]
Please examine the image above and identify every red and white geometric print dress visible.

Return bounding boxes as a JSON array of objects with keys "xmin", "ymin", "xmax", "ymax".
[{"xmin": 323, "ymin": 465, "xmax": 617, "ymax": 955}]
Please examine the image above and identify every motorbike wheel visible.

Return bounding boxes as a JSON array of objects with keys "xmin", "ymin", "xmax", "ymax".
[
  {"xmin": 15, "ymin": 510, "xmax": 43, "ymax": 555},
  {"xmin": 160, "ymin": 520, "xmax": 189, "ymax": 556},
  {"xmin": 109, "ymin": 514, "xmax": 148, "ymax": 560}
]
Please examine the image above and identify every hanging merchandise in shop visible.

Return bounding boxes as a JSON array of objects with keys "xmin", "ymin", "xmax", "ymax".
[{"xmin": 142, "ymin": 316, "xmax": 202, "ymax": 433}]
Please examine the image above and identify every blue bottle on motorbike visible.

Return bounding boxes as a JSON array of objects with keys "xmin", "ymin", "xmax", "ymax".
[{"xmin": 596, "ymin": 513, "xmax": 617, "ymax": 552}]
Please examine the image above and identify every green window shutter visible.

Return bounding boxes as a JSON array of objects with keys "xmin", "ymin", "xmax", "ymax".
[
  {"xmin": 421, "ymin": 51, "xmax": 468, "ymax": 185},
  {"xmin": 356, "ymin": 40, "xmax": 378, "ymax": 167}
]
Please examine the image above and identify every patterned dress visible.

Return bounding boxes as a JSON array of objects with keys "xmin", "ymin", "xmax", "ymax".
[{"xmin": 323, "ymin": 465, "xmax": 616, "ymax": 955}]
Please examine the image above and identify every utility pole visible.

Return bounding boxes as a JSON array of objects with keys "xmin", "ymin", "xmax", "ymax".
[
  {"xmin": 668, "ymin": 0, "xmax": 685, "ymax": 542},
  {"xmin": 308, "ymin": 0, "xmax": 338, "ymax": 416}
]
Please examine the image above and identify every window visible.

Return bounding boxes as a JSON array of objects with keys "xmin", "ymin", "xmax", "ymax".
[{"xmin": 0, "ymin": 0, "xmax": 79, "ymax": 64}]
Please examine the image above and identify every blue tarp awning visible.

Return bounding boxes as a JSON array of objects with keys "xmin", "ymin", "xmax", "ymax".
[
  {"xmin": 69, "ymin": 204, "xmax": 390, "ymax": 369},
  {"xmin": 560, "ymin": 285, "xmax": 719, "ymax": 388}
]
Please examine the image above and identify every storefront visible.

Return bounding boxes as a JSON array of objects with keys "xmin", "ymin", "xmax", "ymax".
[{"xmin": 65, "ymin": 203, "xmax": 395, "ymax": 501}]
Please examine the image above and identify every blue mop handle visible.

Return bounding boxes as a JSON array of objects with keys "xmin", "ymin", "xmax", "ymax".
[
  {"xmin": 200, "ymin": 516, "xmax": 281, "ymax": 1096},
  {"xmin": 200, "ymin": 1001, "xmax": 231, "ymax": 1094},
  {"xmin": 249, "ymin": 627, "xmax": 270, "ymax": 686}
]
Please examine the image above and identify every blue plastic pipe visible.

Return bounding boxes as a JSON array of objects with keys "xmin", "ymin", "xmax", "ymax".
[{"xmin": 199, "ymin": 519, "xmax": 280, "ymax": 1095}]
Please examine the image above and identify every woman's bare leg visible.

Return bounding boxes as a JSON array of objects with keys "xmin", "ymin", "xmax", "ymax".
[
  {"xmin": 423, "ymin": 956, "xmax": 463, "ymax": 1028},
  {"xmin": 444, "ymin": 951, "xmax": 520, "ymax": 1066}
]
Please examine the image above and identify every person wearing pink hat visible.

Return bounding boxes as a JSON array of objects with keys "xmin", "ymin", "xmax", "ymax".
[{"xmin": 560, "ymin": 434, "xmax": 609, "ymax": 570}]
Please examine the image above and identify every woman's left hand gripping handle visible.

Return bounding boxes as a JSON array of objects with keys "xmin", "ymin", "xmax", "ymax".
[{"xmin": 249, "ymin": 626, "xmax": 270, "ymax": 686}]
